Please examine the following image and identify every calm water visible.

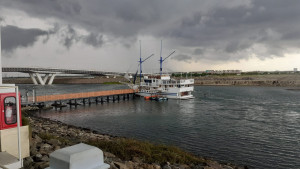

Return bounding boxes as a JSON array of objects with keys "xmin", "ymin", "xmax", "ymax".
[{"xmin": 31, "ymin": 85, "xmax": 300, "ymax": 169}]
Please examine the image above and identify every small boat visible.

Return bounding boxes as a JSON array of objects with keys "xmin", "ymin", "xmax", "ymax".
[
  {"xmin": 144, "ymin": 96, "xmax": 151, "ymax": 100},
  {"xmin": 155, "ymin": 96, "xmax": 168, "ymax": 101}
]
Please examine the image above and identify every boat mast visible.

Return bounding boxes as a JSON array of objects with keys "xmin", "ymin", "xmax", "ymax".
[
  {"xmin": 138, "ymin": 40, "xmax": 154, "ymax": 82},
  {"xmin": 159, "ymin": 40, "xmax": 175, "ymax": 76},
  {"xmin": 160, "ymin": 40, "xmax": 162, "ymax": 76},
  {"xmin": 139, "ymin": 40, "xmax": 142, "ymax": 82}
]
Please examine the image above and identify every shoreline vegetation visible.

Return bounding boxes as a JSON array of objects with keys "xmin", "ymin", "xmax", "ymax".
[
  {"xmin": 22, "ymin": 108, "xmax": 247, "ymax": 169},
  {"xmin": 4, "ymin": 74, "xmax": 300, "ymax": 87}
]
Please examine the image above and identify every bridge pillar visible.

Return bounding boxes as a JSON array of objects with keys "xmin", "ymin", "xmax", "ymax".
[
  {"xmin": 35, "ymin": 73, "xmax": 45, "ymax": 85},
  {"xmin": 28, "ymin": 73, "xmax": 57, "ymax": 85},
  {"xmin": 48, "ymin": 74, "xmax": 56, "ymax": 85},
  {"xmin": 29, "ymin": 73, "xmax": 38, "ymax": 85}
]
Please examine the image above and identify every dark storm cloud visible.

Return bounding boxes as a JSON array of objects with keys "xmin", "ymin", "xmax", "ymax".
[
  {"xmin": 172, "ymin": 54, "xmax": 193, "ymax": 63},
  {"xmin": 2, "ymin": 0, "xmax": 300, "ymax": 61},
  {"xmin": 167, "ymin": 0, "xmax": 300, "ymax": 60},
  {"xmin": 1, "ymin": 24, "xmax": 105, "ymax": 52},
  {"xmin": 55, "ymin": 25, "xmax": 104, "ymax": 49},
  {"xmin": 1, "ymin": 25, "xmax": 48, "ymax": 52}
]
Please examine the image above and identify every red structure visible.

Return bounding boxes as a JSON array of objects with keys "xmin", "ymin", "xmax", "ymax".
[{"xmin": 0, "ymin": 92, "xmax": 22, "ymax": 130}]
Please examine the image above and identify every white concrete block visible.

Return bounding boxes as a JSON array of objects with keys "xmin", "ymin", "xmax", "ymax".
[
  {"xmin": 46, "ymin": 143, "xmax": 110, "ymax": 169},
  {"xmin": 0, "ymin": 126, "xmax": 30, "ymax": 159}
]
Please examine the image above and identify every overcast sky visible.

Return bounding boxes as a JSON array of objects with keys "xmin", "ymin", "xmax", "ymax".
[{"xmin": 1, "ymin": 0, "xmax": 300, "ymax": 72}]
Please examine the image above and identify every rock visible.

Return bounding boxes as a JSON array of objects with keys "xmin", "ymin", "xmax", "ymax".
[
  {"xmin": 30, "ymin": 144, "xmax": 38, "ymax": 156},
  {"xmin": 47, "ymin": 138, "xmax": 61, "ymax": 146},
  {"xmin": 40, "ymin": 143, "xmax": 53, "ymax": 151},
  {"xmin": 104, "ymin": 151, "xmax": 116, "ymax": 158},
  {"xmin": 34, "ymin": 162, "xmax": 50, "ymax": 169},
  {"xmin": 68, "ymin": 131, "xmax": 77, "ymax": 137},
  {"xmin": 153, "ymin": 164, "xmax": 161, "ymax": 169},
  {"xmin": 140, "ymin": 163, "xmax": 160, "ymax": 169},
  {"xmin": 23, "ymin": 156, "xmax": 34, "ymax": 168},
  {"xmin": 178, "ymin": 164, "xmax": 190, "ymax": 169},
  {"xmin": 114, "ymin": 162, "xmax": 128, "ymax": 169},
  {"xmin": 109, "ymin": 162, "xmax": 118, "ymax": 169},
  {"xmin": 54, "ymin": 146, "xmax": 61, "ymax": 150},
  {"xmin": 34, "ymin": 135, "xmax": 43, "ymax": 143},
  {"xmin": 43, "ymin": 127, "xmax": 51, "ymax": 131},
  {"xmin": 132, "ymin": 156, "xmax": 142, "ymax": 163},
  {"xmin": 193, "ymin": 163, "xmax": 206, "ymax": 169},
  {"xmin": 34, "ymin": 153, "xmax": 43, "ymax": 162},
  {"xmin": 125, "ymin": 161, "xmax": 135, "ymax": 169},
  {"xmin": 170, "ymin": 165, "xmax": 180, "ymax": 169},
  {"xmin": 222, "ymin": 166, "xmax": 234, "ymax": 169},
  {"xmin": 163, "ymin": 164, "xmax": 172, "ymax": 169},
  {"xmin": 41, "ymin": 155, "xmax": 50, "ymax": 162},
  {"xmin": 206, "ymin": 161, "xmax": 222, "ymax": 169}
]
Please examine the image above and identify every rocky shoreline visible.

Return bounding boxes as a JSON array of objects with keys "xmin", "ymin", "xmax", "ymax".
[{"xmin": 23, "ymin": 113, "xmax": 247, "ymax": 169}]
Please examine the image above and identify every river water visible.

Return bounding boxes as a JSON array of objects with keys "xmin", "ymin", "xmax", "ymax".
[{"xmin": 24, "ymin": 85, "xmax": 300, "ymax": 169}]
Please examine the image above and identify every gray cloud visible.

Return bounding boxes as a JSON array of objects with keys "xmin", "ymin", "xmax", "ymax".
[
  {"xmin": 84, "ymin": 33, "xmax": 103, "ymax": 48},
  {"xmin": 194, "ymin": 48, "xmax": 204, "ymax": 55},
  {"xmin": 55, "ymin": 25, "xmax": 104, "ymax": 49},
  {"xmin": 1, "ymin": 25, "xmax": 48, "ymax": 52},
  {"xmin": 1, "ymin": 24, "xmax": 105, "ymax": 52},
  {"xmin": 1, "ymin": 0, "xmax": 300, "ymax": 61},
  {"xmin": 59, "ymin": 25, "xmax": 79, "ymax": 49},
  {"xmin": 172, "ymin": 54, "xmax": 193, "ymax": 63}
]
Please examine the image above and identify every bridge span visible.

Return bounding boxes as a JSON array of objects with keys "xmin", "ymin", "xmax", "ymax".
[{"xmin": 2, "ymin": 67, "xmax": 125, "ymax": 85}]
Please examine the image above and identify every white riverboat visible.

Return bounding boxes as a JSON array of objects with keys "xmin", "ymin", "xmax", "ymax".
[{"xmin": 136, "ymin": 74, "xmax": 194, "ymax": 99}]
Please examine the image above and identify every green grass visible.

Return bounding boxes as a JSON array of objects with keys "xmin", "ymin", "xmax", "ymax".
[
  {"xmin": 37, "ymin": 131, "xmax": 206, "ymax": 165},
  {"xmin": 85, "ymin": 138, "xmax": 205, "ymax": 165},
  {"xmin": 22, "ymin": 116, "xmax": 30, "ymax": 126},
  {"xmin": 38, "ymin": 132, "xmax": 72, "ymax": 145},
  {"xmin": 102, "ymin": 82, "xmax": 122, "ymax": 85},
  {"xmin": 22, "ymin": 116, "xmax": 32, "ymax": 140}
]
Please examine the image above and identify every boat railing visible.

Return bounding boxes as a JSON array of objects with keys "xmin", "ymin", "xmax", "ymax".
[{"xmin": 140, "ymin": 82, "xmax": 159, "ymax": 87}]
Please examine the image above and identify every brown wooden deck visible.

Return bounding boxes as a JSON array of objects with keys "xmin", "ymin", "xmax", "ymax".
[{"xmin": 34, "ymin": 89, "xmax": 136, "ymax": 102}]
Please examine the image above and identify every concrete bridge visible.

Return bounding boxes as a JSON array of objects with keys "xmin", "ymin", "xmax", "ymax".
[{"xmin": 2, "ymin": 67, "xmax": 124, "ymax": 85}]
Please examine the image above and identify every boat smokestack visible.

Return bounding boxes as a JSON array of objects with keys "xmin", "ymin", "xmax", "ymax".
[{"xmin": 0, "ymin": 24, "xmax": 2, "ymax": 85}]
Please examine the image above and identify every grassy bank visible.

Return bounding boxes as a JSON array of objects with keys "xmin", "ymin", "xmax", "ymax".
[
  {"xmin": 102, "ymin": 81, "xmax": 122, "ymax": 85},
  {"xmin": 36, "ymin": 130, "xmax": 205, "ymax": 165}
]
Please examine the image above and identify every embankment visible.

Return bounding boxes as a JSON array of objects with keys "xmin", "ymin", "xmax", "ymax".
[
  {"xmin": 22, "ymin": 111, "xmax": 246, "ymax": 169},
  {"xmin": 192, "ymin": 74, "xmax": 300, "ymax": 87}
]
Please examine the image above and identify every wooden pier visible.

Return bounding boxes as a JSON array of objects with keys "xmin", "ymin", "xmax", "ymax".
[{"xmin": 23, "ymin": 89, "xmax": 137, "ymax": 108}]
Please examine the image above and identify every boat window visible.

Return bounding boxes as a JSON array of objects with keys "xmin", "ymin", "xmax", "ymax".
[
  {"xmin": 4, "ymin": 97, "xmax": 17, "ymax": 125},
  {"xmin": 145, "ymin": 80, "xmax": 152, "ymax": 83}
]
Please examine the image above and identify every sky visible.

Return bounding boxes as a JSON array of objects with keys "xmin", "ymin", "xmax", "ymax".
[{"xmin": 1, "ymin": 0, "xmax": 300, "ymax": 73}]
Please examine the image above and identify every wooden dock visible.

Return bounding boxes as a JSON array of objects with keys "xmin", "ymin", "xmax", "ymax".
[
  {"xmin": 23, "ymin": 89, "xmax": 137, "ymax": 108},
  {"xmin": 35, "ymin": 89, "xmax": 136, "ymax": 102}
]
